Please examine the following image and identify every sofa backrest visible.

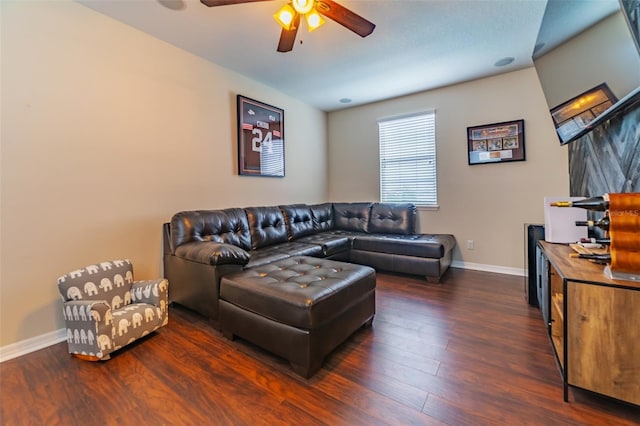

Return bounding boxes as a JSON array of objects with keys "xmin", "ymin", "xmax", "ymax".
[
  {"xmin": 368, "ymin": 203, "xmax": 417, "ymax": 235},
  {"xmin": 57, "ymin": 259, "xmax": 134, "ymax": 310},
  {"xmin": 280, "ymin": 204, "xmax": 315, "ymax": 241},
  {"xmin": 309, "ymin": 203, "xmax": 334, "ymax": 232},
  {"xmin": 245, "ymin": 206, "xmax": 289, "ymax": 250},
  {"xmin": 167, "ymin": 202, "xmax": 419, "ymax": 254},
  {"xmin": 333, "ymin": 202, "xmax": 373, "ymax": 232},
  {"xmin": 170, "ymin": 209, "xmax": 252, "ymax": 253}
]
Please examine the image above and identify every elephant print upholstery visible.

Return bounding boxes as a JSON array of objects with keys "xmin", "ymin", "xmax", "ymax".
[{"xmin": 57, "ymin": 259, "xmax": 169, "ymax": 360}]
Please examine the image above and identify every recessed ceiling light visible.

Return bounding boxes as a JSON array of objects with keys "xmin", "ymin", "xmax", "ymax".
[
  {"xmin": 339, "ymin": 98, "xmax": 352, "ymax": 104},
  {"xmin": 494, "ymin": 57, "xmax": 514, "ymax": 67}
]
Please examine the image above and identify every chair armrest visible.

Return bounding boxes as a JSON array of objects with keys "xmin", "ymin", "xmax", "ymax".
[
  {"xmin": 63, "ymin": 300, "xmax": 111, "ymax": 324},
  {"xmin": 63, "ymin": 300, "xmax": 114, "ymax": 351},
  {"xmin": 174, "ymin": 241, "xmax": 250, "ymax": 266},
  {"xmin": 131, "ymin": 278, "xmax": 169, "ymax": 307},
  {"xmin": 63, "ymin": 300, "xmax": 117, "ymax": 358}
]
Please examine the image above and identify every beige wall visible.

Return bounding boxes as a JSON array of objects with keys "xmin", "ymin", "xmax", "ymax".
[
  {"xmin": 534, "ymin": 11, "xmax": 640, "ymax": 109},
  {"xmin": 327, "ymin": 68, "xmax": 569, "ymax": 271},
  {"xmin": 0, "ymin": 2, "xmax": 582, "ymax": 350},
  {"xmin": 0, "ymin": 1, "xmax": 327, "ymax": 346}
]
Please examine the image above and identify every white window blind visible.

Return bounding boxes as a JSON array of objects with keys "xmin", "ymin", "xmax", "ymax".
[{"xmin": 378, "ymin": 111, "xmax": 437, "ymax": 207}]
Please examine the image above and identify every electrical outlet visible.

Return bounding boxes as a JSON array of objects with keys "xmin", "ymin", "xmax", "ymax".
[{"xmin": 467, "ymin": 240, "xmax": 474, "ymax": 250}]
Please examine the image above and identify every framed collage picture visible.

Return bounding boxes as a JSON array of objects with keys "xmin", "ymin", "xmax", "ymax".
[
  {"xmin": 467, "ymin": 119, "xmax": 525, "ymax": 165},
  {"xmin": 237, "ymin": 95, "xmax": 285, "ymax": 177}
]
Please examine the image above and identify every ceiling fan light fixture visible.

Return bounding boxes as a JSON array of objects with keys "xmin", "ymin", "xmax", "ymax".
[
  {"xmin": 274, "ymin": 4, "xmax": 297, "ymax": 30},
  {"xmin": 305, "ymin": 9, "xmax": 325, "ymax": 32},
  {"xmin": 292, "ymin": 0, "xmax": 314, "ymax": 15}
]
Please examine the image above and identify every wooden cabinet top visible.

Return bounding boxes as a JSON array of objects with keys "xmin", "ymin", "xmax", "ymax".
[{"xmin": 539, "ymin": 241, "xmax": 640, "ymax": 290}]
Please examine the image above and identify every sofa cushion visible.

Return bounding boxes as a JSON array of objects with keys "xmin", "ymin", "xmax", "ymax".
[
  {"xmin": 246, "ymin": 242, "xmax": 324, "ymax": 269},
  {"xmin": 309, "ymin": 203, "xmax": 334, "ymax": 232},
  {"xmin": 296, "ymin": 233, "xmax": 352, "ymax": 256},
  {"xmin": 245, "ymin": 250, "xmax": 292, "ymax": 269},
  {"xmin": 174, "ymin": 241, "xmax": 251, "ymax": 266},
  {"xmin": 245, "ymin": 206, "xmax": 289, "ymax": 250},
  {"xmin": 280, "ymin": 205, "xmax": 315, "ymax": 240},
  {"xmin": 333, "ymin": 202, "xmax": 373, "ymax": 232},
  {"xmin": 111, "ymin": 302, "xmax": 165, "ymax": 349},
  {"xmin": 369, "ymin": 203, "xmax": 417, "ymax": 235},
  {"xmin": 352, "ymin": 234, "xmax": 456, "ymax": 258},
  {"xmin": 170, "ymin": 209, "xmax": 251, "ymax": 252}
]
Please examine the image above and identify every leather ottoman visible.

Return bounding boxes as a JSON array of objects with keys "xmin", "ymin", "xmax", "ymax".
[{"xmin": 219, "ymin": 256, "xmax": 376, "ymax": 378}]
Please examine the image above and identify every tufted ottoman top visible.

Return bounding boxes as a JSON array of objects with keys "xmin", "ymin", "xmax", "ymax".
[{"xmin": 220, "ymin": 256, "xmax": 375, "ymax": 330}]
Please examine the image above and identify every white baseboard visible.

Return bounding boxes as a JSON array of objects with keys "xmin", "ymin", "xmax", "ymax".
[
  {"xmin": 451, "ymin": 260, "xmax": 525, "ymax": 277},
  {"xmin": 0, "ymin": 328, "xmax": 67, "ymax": 363},
  {"xmin": 1, "ymin": 262, "xmax": 524, "ymax": 363}
]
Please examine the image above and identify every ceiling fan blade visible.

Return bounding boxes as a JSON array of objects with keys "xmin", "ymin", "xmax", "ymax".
[
  {"xmin": 200, "ymin": 0, "xmax": 272, "ymax": 7},
  {"xmin": 315, "ymin": 0, "xmax": 375, "ymax": 37},
  {"xmin": 277, "ymin": 13, "xmax": 300, "ymax": 52}
]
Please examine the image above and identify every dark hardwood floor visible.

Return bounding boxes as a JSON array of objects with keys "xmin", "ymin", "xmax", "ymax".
[{"xmin": 1, "ymin": 268, "xmax": 638, "ymax": 425}]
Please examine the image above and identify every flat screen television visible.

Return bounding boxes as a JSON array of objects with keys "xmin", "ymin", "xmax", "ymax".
[
  {"xmin": 533, "ymin": 0, "xmax": 640, "ymax": 145},
  {"xmin": 621, "ymin": 0, "xmax": 640, "ymax": 53}
]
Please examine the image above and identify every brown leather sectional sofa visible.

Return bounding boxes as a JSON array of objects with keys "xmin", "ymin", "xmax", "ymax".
[{"xmin": 162, "ymin": 202, "xmax": 456, "ymax": 323}]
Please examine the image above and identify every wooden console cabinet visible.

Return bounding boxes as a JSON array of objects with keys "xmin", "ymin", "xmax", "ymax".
[{"xmin": 538, "ymin": 241, "xmax": 640, "ymax": 406}]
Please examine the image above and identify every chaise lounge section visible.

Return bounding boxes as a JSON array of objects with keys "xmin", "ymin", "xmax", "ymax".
[{"xmin": 219, "ymin": 256, "xmax": 376, "ymax": 377}]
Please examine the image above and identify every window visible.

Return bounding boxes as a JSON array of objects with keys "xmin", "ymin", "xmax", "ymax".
[{"xmin": 378, "ymin": 110, "xmax": 437, "ymax": 207}]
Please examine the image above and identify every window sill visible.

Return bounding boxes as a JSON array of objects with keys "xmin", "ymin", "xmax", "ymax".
[{"xmin": 417, "ymin": 205, "xmax": 439, "ymax": 211}]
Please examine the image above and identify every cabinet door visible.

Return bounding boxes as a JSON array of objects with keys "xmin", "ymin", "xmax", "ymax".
[
  {"xmin": 567, "ymin": 282, "xmax": 640, "ymax": 405},
  {"xmin": 537, "ymin": 246, "xmax": 549, "ymax": 325},
  {"xmin": 549, "ymin": 265, "xmax": 564, "ymax": 369}
]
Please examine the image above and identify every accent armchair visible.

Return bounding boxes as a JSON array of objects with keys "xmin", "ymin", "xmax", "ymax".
[{"xmin": 57, "ymin": 259, "xmax": 168, "ymax": 360}]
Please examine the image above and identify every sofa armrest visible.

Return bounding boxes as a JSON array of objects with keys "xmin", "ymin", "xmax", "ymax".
[
  {"xmin": 174, "ymin": 241, "xmax": 250, "ymax": 266},
  {"xmin": 131, "ymin": 279, "xmax": 169, "ymax": 307}
]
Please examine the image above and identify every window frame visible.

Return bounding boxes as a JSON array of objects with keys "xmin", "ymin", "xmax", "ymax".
[{"xmin": 377, "ymin": 110, "xmax": 438, "ymax": 209}]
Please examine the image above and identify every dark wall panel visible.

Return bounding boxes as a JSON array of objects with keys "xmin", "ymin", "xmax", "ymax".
[{"xmin": 569, "ymin": 102, "xmax": 640, "ymax": 196}]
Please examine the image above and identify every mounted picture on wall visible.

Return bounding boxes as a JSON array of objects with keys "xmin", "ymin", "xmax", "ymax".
[
  {"xmin": 467, "ymin": 119, "xmax": 525, "ymax": 165},
  {"xmin": 237, "ymin": 95, "xmax": 285, "ymax": 177}
]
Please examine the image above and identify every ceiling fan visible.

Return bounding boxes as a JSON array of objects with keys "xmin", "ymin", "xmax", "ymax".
[{"xmin": 200, "ymin": 0, "xmax": 376, "ymax": 52}]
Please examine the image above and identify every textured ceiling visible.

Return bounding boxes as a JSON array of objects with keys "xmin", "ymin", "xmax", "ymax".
[{"xmin": 78, "ymin": 0, "xmax": 619, "ymax": 111}]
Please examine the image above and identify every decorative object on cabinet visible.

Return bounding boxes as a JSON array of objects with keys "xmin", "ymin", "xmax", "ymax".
[
  {"xmin": 467, "ymin": 119, "xmax": 525, "ymax": 165},
  {"xmin": 543, "ymin": 196, "xmax": 587, "ymax": 243},
  {"xmin": 604, "ymin": 192, "xmax": 640, "ymax": 280},
  {"xmin": 57, "ymin": 259, "xmax": 169, "ymax": 360},
  {"xmin": 237, "ymin": 95, "xmax": 285, "ymax": 177},
  {"xmin": 549, "ymin": 192, "xmax": 640, "ymax": 281}
]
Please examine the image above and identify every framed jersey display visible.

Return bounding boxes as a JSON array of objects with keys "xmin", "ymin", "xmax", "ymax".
[{"xmin": 237, "ymin": 95, "xmax": 285, "ymax": 177}]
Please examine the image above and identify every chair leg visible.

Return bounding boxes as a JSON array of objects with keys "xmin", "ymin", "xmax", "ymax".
[{"xmin": 73, "ymin": 353, "xmax": 108, "ymax": 361}]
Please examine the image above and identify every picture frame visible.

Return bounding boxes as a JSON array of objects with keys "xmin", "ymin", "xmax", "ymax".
[
  {"xmin": 237, "ymin": 95, "xmax": 285, "ymax": 177},
  {"xmin": 549, "ymin": 83, "xmax": 617, "ymax": 145},
  {"xmin": 467, "ymin": 119, "xmax": 525, "ymax": 165}
]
